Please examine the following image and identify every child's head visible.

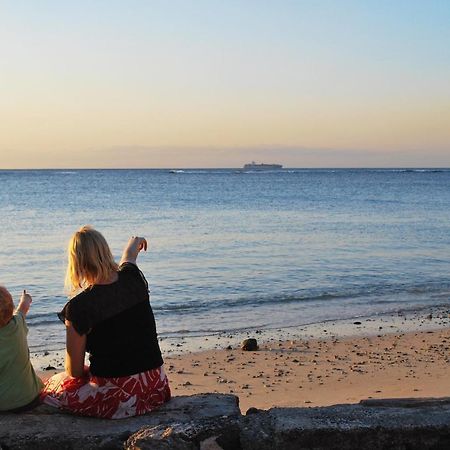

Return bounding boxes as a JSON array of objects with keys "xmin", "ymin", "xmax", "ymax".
[
  {"xmin": 0, "ymin": 286, "xmax": 14, "ymax": 328},
  {"xmin": 66, "ymin": 225, "xmax": 118, "ymax": 294}
]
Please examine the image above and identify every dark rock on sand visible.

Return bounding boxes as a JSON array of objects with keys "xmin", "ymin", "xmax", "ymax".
[{"xmin": 241, "ymin": 338, "xmax": 258, "ymax": 351}]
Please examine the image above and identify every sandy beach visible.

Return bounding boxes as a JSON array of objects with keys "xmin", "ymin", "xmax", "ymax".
[
  {"xmin": 164, "ymin": 327, "xmax": 450, "ymax": 412},
  {"xmin": 36, "ymin": 309, "xmax": 450, "ymax": 414}
]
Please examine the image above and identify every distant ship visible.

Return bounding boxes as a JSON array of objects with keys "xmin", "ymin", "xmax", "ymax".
[{"xmin": 243, "ymin": 161, "xmax": 283, "ymax": 170}]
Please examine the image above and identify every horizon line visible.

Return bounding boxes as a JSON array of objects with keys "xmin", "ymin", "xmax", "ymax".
[{"xmin": 1, "ymin": 166, "xmax": 450, "ymax": 171}]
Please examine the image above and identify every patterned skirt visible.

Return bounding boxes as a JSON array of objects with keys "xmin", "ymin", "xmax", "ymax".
[{"xmin": 41, "ymin": 366, "xmax": 171, "ymax": 419}]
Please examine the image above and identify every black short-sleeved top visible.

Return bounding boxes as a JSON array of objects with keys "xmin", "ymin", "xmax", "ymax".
[{"xmin": 58, "ymin": 262, "xmax": 163, "ymax": 377}]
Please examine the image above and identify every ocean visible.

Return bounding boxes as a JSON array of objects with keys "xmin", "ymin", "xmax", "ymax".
[{"xmin": 1, "ymin": 168, "xmax": 450, "ymax": 355}]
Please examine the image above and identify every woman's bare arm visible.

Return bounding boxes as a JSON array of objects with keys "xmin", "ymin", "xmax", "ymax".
[
  {"xmin": 65, "ymin": 320, "xmax": 86, "ymax": 377},
  {"xmin": 120, "ymin": 236, "xmax": 148, "ymax": 266}
]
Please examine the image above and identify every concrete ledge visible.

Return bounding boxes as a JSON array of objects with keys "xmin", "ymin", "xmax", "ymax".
[
  {"xmin": 360, "ymin": 397, "xmax": 450, "ymax": 408},
  {"xmin": 240, "ymin": 401, "xmax": 450, "ymax": 450},
  {"xmin": 0, "ymin": 394, "xmax": 240, "ymax": 450},
  {"xmin": 2, "ymin": 396, "xmax": 450, "ymax": 449}
]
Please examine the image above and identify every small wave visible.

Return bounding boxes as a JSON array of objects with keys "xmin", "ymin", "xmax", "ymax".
[
  {"xmin": 166, "ymin": 169, "xmax": 233, "ymax": 174},
  {"xmin": 364, "ymin": 168, "xmax": 448, "ymax": 174},
  {"xmin": 27, "ymin": 318, "xmax": 60, "ymax": 327},
  {"xmin": 27, "ymin": 311, "xmax": 60, "ymax": 326},
  {"xmin": 241, "ymin": 170, "xmax": 285, "ymax": 174},
  {"xmin": 27, "ymin": 311, "xmax": 59, "ymax": 320},
  {"xmin": 394, "ymin": 169, "xmax": 446, "ymax": 173},
  {"xmin": 408, "ymin": 169, "xmax": 446, "ymax": 173},
  {"xmin": 152, "ymin": 292, "xmax": 341, "ymax": 314},
  {"xmin": 152, "ymin": 281, "xmax": 450, "ymax": 316}
]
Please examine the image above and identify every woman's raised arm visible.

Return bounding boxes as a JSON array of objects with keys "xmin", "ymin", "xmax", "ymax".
[{"xmin": 120, "ymin": 236, "xmax": 148, "ymax": 266}]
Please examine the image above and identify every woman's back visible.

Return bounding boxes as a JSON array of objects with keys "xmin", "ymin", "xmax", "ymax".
[{"xmin": 60, "ymin": 263, "xmax": 163, "ymax": 377}]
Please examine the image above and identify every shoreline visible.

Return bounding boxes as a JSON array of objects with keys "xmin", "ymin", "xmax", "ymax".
[
  {"xmin": 32, "ymin": 304, "xmax": 450, "ymax": 369},
  {"xmin": 35, "ymin": 306, "xmax": 450, "ymax": 412}
]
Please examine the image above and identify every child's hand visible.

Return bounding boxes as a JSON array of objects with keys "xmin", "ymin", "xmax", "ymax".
[{"xmin": 17, "ymin": 290, "xmax": 32, "ymax": 316}]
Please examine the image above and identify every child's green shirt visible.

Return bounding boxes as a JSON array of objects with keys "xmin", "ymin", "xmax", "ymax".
[{"xmin": 0, "ymin": 311, "xmax": 44, "ymax": 411}]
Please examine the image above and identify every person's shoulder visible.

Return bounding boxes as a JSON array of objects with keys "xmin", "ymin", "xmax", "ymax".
[
  {"xmin": 58, "ymin": 290, "xmax": 95, "ymax": 334},
  {"xmin": 59, "ymin": 289, "xmax": 92, "ymax": 322},
  {"xmin": 119, "ymin": 262, "xmax": 149, "ymax": 290},
  {"xmin": 11, "ymin": 310, "xmax": 26, "ymax": 325},
  {"xmin": 119, "ymin": 262, "xmax": 144, "ymax": 281},
  {"xmin": 7, "ymin": 311, "xmax": 27, "ymax": 333},
  {"xmin": 119, "ymin": 262, "xmax": 140, "ymax": 274},
  {"xmin": 68, "ymin": 289, "xmax": 92, "ymax": 311}
]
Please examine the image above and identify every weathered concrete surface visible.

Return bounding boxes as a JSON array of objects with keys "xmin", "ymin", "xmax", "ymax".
[
  {"xmin": 0, "ymin": 394, "xmax": 240, "ymax": 450},
  {"xmin": 239, "ymin": 400, "xmax": 450, "ymax": 450},
  {"xmin": 2, "ymin": 396, "xmax": 450, "ymax": 450},
  {"xmin": 128, "ymin": 398, "xmax": 450, "ymax": 450},
  {"xmin": 360, "ymin": 396, "xmax": 450, "ymax": 408},
  {"xmin": 126, "ymin": 418, "xmax": 242, "ymax": 450}
]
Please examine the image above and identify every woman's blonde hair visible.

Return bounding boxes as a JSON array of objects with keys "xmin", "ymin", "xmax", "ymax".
[
  {"xmin": 0, "ymin": 286, "xmax": 14, "ymax": 328},
  {"xmin": 65, "ymin": 226, "xmax": 118, "ymax": 295}
]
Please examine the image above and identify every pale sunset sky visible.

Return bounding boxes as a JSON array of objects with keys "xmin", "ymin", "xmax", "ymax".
[{"xmin": 0, "ymin": 0, "xmax": 449, "ymax": 168}]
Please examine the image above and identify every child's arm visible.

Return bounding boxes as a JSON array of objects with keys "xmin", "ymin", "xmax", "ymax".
[
  {"xmin": 16, "ymin": 290, "xmax": 32, "ymax": 317},
  {"xmin": 120, "ymin": 236, "xmax": 148, "ymax": 266}
]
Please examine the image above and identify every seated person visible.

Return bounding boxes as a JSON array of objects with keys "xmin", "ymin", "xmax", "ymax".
[
  {"xmin": 0, "ymin": 287, "xmax": 43, "ymax": 412},
  {"xmin": 41, "ymin": 226, "xmax": 171, "ymax": 419}
]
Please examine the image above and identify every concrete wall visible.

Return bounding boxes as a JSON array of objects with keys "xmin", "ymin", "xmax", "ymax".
[{"xmin": 1, "ymin": 395, "xmax": 450, "ymax": 449}]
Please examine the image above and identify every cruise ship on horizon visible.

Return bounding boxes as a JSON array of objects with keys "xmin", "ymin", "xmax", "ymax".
[{"xmin": 243, "ymin": 161, "xmax": 283, "ymax": 170}]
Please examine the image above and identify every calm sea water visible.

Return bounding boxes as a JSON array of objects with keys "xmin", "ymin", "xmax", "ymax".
[{"xmin": 1, "ymin": 168, "xmax": 450, "ymax": 353}]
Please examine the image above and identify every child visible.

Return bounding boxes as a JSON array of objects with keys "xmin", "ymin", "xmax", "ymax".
[{"xmin": 0, "ymin": 286, "xmax": 43, "ymax": 412}]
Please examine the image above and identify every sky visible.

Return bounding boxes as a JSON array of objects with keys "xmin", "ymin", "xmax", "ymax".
[{"xmin": 0, "ymin": 0, "xmax": 449, "ymax": 168}]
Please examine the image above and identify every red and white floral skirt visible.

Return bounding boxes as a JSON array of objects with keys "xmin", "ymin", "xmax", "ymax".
[{"xmin": 40, "ymin": 366, "xmax": 171, "ymax": 419}]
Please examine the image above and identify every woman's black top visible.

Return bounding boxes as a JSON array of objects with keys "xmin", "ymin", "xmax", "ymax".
[{"xmin": 58, "ymin": 262, "xmax": 163, "ymax": 377}]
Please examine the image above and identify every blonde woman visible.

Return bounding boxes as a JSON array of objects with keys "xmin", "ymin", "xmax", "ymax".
[{"xmin": 41, "ymin": 226, "xmax": 171, "ymax": 419}]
